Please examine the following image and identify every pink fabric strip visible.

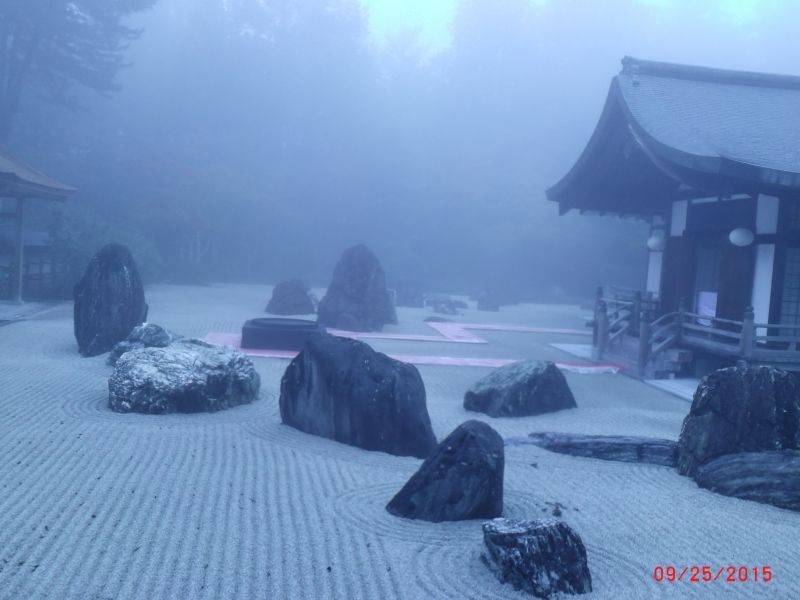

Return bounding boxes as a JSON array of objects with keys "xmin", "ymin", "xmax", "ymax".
[
  {"xmin": 452, "ymin": 323, "xmax": 592, "ymax": 336},
  {"xmin": 203, "ymin": 332, "xmax": 619, "ymax": 371}
]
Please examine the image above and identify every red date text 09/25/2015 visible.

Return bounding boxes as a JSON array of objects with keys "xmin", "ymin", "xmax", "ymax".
[{"xmin": 652, "ymin": 565, "xmax": 773, "ymax": 584}]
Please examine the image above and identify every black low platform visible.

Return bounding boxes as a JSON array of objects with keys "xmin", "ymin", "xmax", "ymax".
[{"xmin": 241, "ymin": 318, "xmax": 325, "ymax": 351}]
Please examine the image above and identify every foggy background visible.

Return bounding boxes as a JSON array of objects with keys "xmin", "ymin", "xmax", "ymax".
[{"xmin": 8, "ymin": 0, "xmax": 800, "ymax": 302}]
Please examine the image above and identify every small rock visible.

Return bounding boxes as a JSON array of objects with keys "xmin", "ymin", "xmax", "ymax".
[
  {"xmin": 481, "ymin": 518, "xmax": 592, "ymax": 598},
  {"xmin": 476, "ymin": 291, "xmax": 500, "ymax": 312},
  {"xmin": 266, "ymin": 279, "xmax": 317, "ymax": 315},
  {"xmin": 386, "ymin": 420, "xmax": 503, "ymax": 522},
  {"xmin": 465, "ymin": 361, "xmax": 576, "ymax": 418},
  {"xmin": 393, "ymin": 280, "xmax": 425, "ymax": 308}
]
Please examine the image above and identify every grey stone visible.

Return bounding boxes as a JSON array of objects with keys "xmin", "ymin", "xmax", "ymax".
[
  {"xmin": 73, "ymin": 243, "xmax": 148, "ymax": 357},
  {"xmin": 393, "ymin": 280, "xmax": 425, "ymax": 308},
  {"xmin": 279, "ymin": 333, "xmax": 436, "ymax": 458},
  {"xmin": 517, "ymin": 432, "xmax": 678, "ymax": 467},
  {"xmin": 266, "ymin": 279, "xmax": 317, "ymax": 315},
  {"xmin": 677, "ymin": 365, "xmax": 800, "ymax": 477},
  {"xmin": 695, "ymin": 451, "xmax": 800, "ymax": 512},
  {"xmin": 317, "ymin": 244, "xmax": 397, "ymax": 331},
  {"xmin": 386, "ymin": 420, "xmax": 504, "ymax": 522},
  {"xmin": 481, "ymin": 517, "xmax": 592, "ymax": 597},
  {"xmin": 465, "ymin": 360, "xmax": 576, "ymax": 418},
  {"xmin": 107, "ymin": 323, "xmax": 180, "ymax": 366},
  {"xmin": 108, "ymin": 339, "xmax": 260, "ymax": 414},
  {"xmin": 477, "ymin": 291, "xmax": 500, "ymax": 312}
]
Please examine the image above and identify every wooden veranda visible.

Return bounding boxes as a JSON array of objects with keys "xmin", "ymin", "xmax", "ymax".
[{"xmin": 0, "ymin": 151, "xmax": 75, "ymax": 303}]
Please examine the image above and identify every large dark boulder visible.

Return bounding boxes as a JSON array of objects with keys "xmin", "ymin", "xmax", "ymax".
[
  {"xmin": 279, "ymin": 333, "xmax": 436, "ymax": 458},
  {"xmin": 386, "ymin": 420, "xmax": 503, "ymax": 522},
  {"xmin": 464, "ymin": 361, "xmax": 577, "ymax": 418},
  {"xmin": 266, "ymin": 279, "xmax": 317, "ymax": 315},
  {"xmin": 481, "ymin": 518, "xmax": 592, "ymax": 598},
  {"xmin": 694, "ymin": 451, "xmax": 800, "ymax": 512},
  {"xmin": 73, "ymin": 243, "xmax": 148, "ymax": 357},
  {"xmin": 317, "ymin": 244, "xmax": 397, "ymax": 331},
  {"xmin": 108, "ymin": 339, "xmax": 260, "ymax": 414},
  {"xmin": 107, "ymin": 323, "xmax": 180, "ymax": 366},
  {"xmin": 517, "ymin": 432, "xmax": 678, "ymax": 467},
  {"xmin": 677, "ymin": 365, "xmax": 800, "ymax": 477}
]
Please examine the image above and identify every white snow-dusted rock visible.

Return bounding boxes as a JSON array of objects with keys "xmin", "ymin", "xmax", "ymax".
[
  {"xmin": 481, "ymin": 517, "xmax": 592, "ymax": 598},
  {"xmin": 108, "ymin": 339, "xmax": 260, "ymax": 414},
  {"xmin": 106, "ymin": 323, "xmax": 180, "ymax": 365}
]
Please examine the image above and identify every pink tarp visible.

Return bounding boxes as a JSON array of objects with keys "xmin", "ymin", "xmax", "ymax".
[{"xmin": 203, "ymin": 332, "xmax": 620, "ymax": 372}]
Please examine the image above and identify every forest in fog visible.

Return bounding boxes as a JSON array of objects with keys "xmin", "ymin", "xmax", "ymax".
[{"xmin": 5, "ymin": 0, "xmax": 800, "ymax": 301}]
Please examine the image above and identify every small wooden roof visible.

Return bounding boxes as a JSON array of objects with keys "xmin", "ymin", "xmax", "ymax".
[
  {"xmin": 547, "ymin": 57, "xmax": 800, "ymax": 217},
  {"xmin": 0, "ymin": 150, "xmax": 76, "ymax": 200}
]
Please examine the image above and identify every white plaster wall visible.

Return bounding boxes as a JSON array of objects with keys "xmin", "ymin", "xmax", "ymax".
[
  {"xmin": 670, "ymin": 200, "xmax": 687, "ymax": 236},
  {"xmin": 646, "ymin": 251, "xmax": 663, "ymax": 293},
  {"xmin": 751, "ymin": 244, "xmax": 776, "ymax": 324},
  {"xmin": 756, "ymin": 195, "xmax": 779, "ymax": 234}
]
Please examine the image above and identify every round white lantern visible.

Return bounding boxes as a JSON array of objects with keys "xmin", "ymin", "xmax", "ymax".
[
  {"xmin": 728, "ymin": 228, "xmax": 754, "ymax": 247},
  {"xmin": 646, "ymin": 229, "xmax": 666, "ymax": 251}
]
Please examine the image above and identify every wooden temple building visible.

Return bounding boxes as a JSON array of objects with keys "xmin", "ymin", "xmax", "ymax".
[
  {"xmin": 0, "ymin": 151, "xmax": 75, "ymax": 302},
  {"xmin": 547, "ymin": 57, "xmax": 800, "ymax": 376}
]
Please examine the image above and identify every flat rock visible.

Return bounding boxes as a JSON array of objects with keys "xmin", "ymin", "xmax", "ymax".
[
  {"xmin": 73, "ymin": 243, "xmax": 148, "ymax": 357},
  {"xmin": 279, "ymin": 333, "xmax": 436, "ymax": 458},
  {"xmin": 677, "ymin": 365, "xmax": 800, "ymax": 477},
  {"xmin": 465, "ymin": 360, "xmax": 576, "ymax": 418},
  {"xmin": 108, "ymin": 339, "xmax": 260, "ymax": 414},
  {"xmin": 317, "ymin": 244, "xmax": 397, "ymax": 331},
  {"xmin": 266, "ymin": 279, "xmax": 317, "ymax": 315},
  {"xmin": 481, "ymin": 517, "xmax": 592, "ymax": 598},
  {"xmin": 695, "ymin": 451, "xmax": 800, "ymax": 512},
  {"xmin": 518, "ymin": 432, "xmax": 678, "ymax": 467},
  {"xmin": 386, "ymin": 420, "xmax": 504, "ymax": 522},
  {"xmin": 107, "ymin": 323, "xmax": 180, "ymax": 366}
]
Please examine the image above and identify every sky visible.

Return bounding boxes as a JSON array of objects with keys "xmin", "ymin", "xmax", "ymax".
[
  {"xmin": 359, "ymin": 0, "xmax": 786, "ymax": 52},
  {"xmin": 360, "ymin": 0, "xmax": 460, "ymax": 51}
]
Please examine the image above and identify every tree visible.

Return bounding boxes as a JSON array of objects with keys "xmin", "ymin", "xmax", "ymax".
[{"xmin": 0, "ymin": 0, "xmax": 156, "ymax": 141}]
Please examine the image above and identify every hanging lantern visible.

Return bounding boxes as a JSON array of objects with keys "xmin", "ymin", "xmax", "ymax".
[
  {"xmin": 729, "ymin": 228, "xmax": 754, "ymax": 247},
  {"xmin": 646, "ymin": 229, "xmax": 666, "ymax": 251}
]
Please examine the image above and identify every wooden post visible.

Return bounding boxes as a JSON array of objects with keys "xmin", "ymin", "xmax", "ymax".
[
  {"xmin": 638, "ymin": 310, "xmax": 651, "ymax": 377},
  {"xmin": 594, "ymin": 300, "xmax": 609, "ymax": 361},
  {"xmin": 592, "ymin": 286, "xmax": 603, "ymax": 346},
  {"xmin": 14, "ymin": 197, "xmax": 25, "ymax": 304},
  {"xmin": 740, "ymin": 306, "xmax": 755, "ymax": 359},
  {"xmin": 631, "ymin": 291, "xmax": 642, "ymax": 336},
  {"xmin": 677, "ymin": 297, "xmax": 686, "ymax": 343}
]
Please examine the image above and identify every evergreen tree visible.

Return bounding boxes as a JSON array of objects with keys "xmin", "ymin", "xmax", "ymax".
[{"xmin": 0, "ymin": 0, "xmax": 156, "ymax": 141}]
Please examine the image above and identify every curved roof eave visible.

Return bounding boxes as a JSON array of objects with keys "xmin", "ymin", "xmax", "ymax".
[
  {"xmin": 545, "ymin": 80, "xmax": 623, "ymax": 210},
  {"xmin": 614, "ymin": 78, "xmax": 800, "ymax": 191},
  {"xmin": 0, "ymin": 151, "xmax": 76, "ymax": 201}
]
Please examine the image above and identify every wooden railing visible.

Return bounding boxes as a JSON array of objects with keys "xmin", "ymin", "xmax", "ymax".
[
  {"xmin": 592, "ymin": 286, "xmax": 659, "ymax": 360},
  {"xmin": 593, "ymin": 290, "xmax": 800, "ymax": 374},
  {"xmin": 639, "ymin": 305, "xmax": 800, "ymax": 373},
  {"xmin": 0, "ymin": 260, "xmax": 65, "ymax": 300}
]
